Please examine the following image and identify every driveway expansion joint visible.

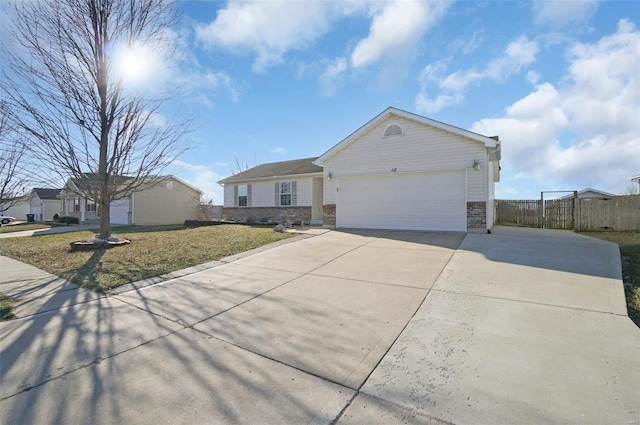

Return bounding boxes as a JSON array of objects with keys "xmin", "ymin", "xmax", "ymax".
[{"xmin": 432, "ymin": 287, "xmax": 629, "ymax": 316}]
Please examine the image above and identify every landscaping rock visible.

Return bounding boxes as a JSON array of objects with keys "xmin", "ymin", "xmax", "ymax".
[
  {"xmin": 70, "ymin": 238, "xmax": 131, "ymax": 252},
  {"xmin": 274, "ymin": 224, "xmax": 285, "ymax": 233}
]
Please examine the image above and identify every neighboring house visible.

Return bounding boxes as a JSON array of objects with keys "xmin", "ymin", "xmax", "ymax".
[
  {"xmin": 1, "ymin": 196, "xmax": 30, "ymax": 220},
  {"xmin": 30, "ymin": 188, "xmax": 62, "ymax": 221},
  {"xmin": 631, "ymin": 174, "xmax": 640, "ymax": 192},
  {"xmin": 59, "ymin": 175, "xmax": 202, "ymax": 225},
  {"xmin": 561, "ymin": 188, "xmax": 615, "ymax": 199},
  {"xmin": 219, "ymin": 107, "xmax": 501, "ymax": 232},
  {"xmin": 218, "ymin": 158, "xmax": 324, "ymax": 224}
]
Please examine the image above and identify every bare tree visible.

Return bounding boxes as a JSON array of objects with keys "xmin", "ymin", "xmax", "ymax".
[
  {"xmin": 0, "ymin": 0, "xmax": 190, "ymax": 238},
  {"xmin": 230, "ymin": 156, "xmax": 259, "ymax": 175},
  {"xmin": 0, "ymin": 101, "xmax": 31, "ymax": 212}
]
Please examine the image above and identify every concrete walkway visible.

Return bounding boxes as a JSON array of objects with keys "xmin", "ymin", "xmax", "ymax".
[
  {"xmin": 0, "ymin": 223, "xmax": 101, "ymax": 239},
  {"xmin": 0, "ymin": 227, "xmax": 638, "ymax": 424}
]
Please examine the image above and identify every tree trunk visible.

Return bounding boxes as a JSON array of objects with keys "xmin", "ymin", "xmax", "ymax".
[{"xmin": 99, "ymin": 198, "xmax": 111, "ymax": 239}]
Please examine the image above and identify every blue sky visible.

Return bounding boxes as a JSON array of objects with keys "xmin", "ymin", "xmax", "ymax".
[{"xmin": 6, "ymin": 1, "xmax": 639, "ymax": 203}]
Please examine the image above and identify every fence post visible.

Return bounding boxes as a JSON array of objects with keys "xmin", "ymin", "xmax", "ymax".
[
  {"xmin": 572, "ymin": 190, "xmax": 580, "ymax": 232},
  {"xmin": 539, "ymin": 192, "xmax": 544, "ymax": 228}
]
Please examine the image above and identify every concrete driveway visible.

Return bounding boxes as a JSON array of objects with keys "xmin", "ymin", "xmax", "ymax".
[{"xmin": 1, "ymin": 227, "xmax": 638, "ymax": 424}]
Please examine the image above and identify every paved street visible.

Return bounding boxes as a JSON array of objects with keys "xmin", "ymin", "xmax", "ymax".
[{"xmin": 1, "ymin": 227, "xmax": 638, "ymax": 424}]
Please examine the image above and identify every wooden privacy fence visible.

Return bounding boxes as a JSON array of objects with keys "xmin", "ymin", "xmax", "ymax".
[
  {"xmin": 544, "ymin": 198, "xmax": 575, "ymax": 230},
  {"xmin": 496, "ymin": 194, "xmax": 640, "ymax": 231},
  {"xmin": 495, "ymin": 199, "xmax": 542, "ymax": 227},
  {"xmin": 574, "ymin": 195, "xmax": 640, "ymax": 231}
]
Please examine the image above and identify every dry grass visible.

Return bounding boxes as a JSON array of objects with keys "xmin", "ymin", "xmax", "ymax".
[
  {"xmin": 0, "ymin": 223, "xmax": 50, "ymax": 234},
  {"xmin": 580, "ymin": 231, "xmax": 640, "ymax": 328},
  {"xmin": 0, "ymin": 224, "xmax": 295, "ymax": 292},
  {"xmin": 0, "ymin": 294, "xmax": 16, "ymax": 321}
]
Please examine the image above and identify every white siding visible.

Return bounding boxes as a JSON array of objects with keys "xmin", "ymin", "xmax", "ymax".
[
  {"xmin": 323, "ymin": 115, "xmax": 486, "ymax": 204},
  {"xmin": 487, "ymin": 160, "xmax": 496, "ymax": 227},
  {"xmin": 1, "ymin": 200, "xmax": 30, "ymax": 220},
  {"xmin": 224, "ymin": 177, "xmax": 315, "ymax": 207},
  {"xmin": 30, "ymin": 195, "xmax": 43, "ymax": 221}
]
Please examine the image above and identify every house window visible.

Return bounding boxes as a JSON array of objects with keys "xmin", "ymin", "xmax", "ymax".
[
  {"xmin": 86, "ymin": 199, "xmax": 96, "ymax": 212},
  {"xmin": 238, "ymin": 185, "xmax": 248, "ymax": 207},
  {"xmin": 73, "ymin": 197, "xmax": 80, "ymax": 212},
  {"xmin": 383, "ymin": 124, "xmax": 404, "ymax": 137},
  {"xmin": 280, "ymin": 181, "xmax": 291, "ymax": 206}
]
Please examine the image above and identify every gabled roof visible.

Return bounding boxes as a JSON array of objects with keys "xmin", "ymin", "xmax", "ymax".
[
  {"xmin": 32, "ymin": 188, "xmax": 62, "ymax": 200},
  {"xmin": 63, "ymin": 174, "xmax": 202, "ymax": 195},
  {"xmin": 218, "ymin": 157, "xmax": 323, "ymax": 184},
  {"xmin": 631, "ymin": 174, "xmax": 640, "ymax": 182},
  {"xmin": 561, "ymin": 188, "xmax": 616, "ymax": 199},
  {"xmin": 315, "ymin": 107, "xmax": 500, "ymax": 165},
  {"xmin": 66, "ymin": 173, "xmax": 135, "ymax": 193}
]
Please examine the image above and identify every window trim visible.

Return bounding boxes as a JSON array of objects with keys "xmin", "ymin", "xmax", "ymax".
[
  {"xmin": 279, "ymin": 181, "xmax": 292, "ymax": 206},
  {"xmin": 237, "ymin": 184, "xmax": 248, "ymax": 207}
]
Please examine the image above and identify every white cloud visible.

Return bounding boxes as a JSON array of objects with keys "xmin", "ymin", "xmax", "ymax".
[
  {"xmin": 319, "ymin": 57, "xmax": 348, "ymax": 96},
  {"xmin": 471, "ymin": 20, "xmax": 640, "ymax": 194},
  {"xmin": 171, "ymin": 159, "xmax": 225, "ymax": 204},
  {"xmin": 350, "ymin": 0, "xmax": 450, "ymax": 69},
  {"xmin": 203, "ymin": 70, "xmax": 243, "ymax": 103},
  {"xmin": 416, "ymin": 36, "xmax": 539, "ymax": 113},
  {"xmin": 270, "ymin": 147, "xmax": 287, "ymax": 155},
  {"xmin": 196, "ymin": 1, "xmax": 339, "ymax": 72},
  {"xmin": 415, "ymin": 92, "xmax": 463, "ymax": 114},
  {"xmin": 532, "ymin": 0, "xmax": 599, "ymax": 28},
  {"xmin": 526, "ymin": 70, "xmax": 540, "ymax": 85}
]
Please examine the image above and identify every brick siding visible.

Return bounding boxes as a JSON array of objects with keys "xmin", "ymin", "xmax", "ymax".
[
  {"xmin": 467, "ymin": 201, "xmax": 486, "ymax": 229},
  {"xmin": 323, "ymin": 204, "xmax": 336, "ymax": 226},
  {"xmin": 222, "ymin": 206, "xmax": 312, "ymax": 224}
]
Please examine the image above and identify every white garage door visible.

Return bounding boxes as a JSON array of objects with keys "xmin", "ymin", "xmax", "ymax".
[
  {"xmin": 110, "ymin": 198, "xmax": 130, "ymax": 225},
  {"xmin": 337, "ymin": 170, "xmax": 466, "ymax": 231}
]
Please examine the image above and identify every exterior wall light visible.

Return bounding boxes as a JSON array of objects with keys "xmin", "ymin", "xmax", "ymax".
[
  {"xmin": 327, "ymin": 172, "xmax": 333, "ymax": 180},
  {"xmin": 472, "ymin": 160, "xmax": 481, "ymax": 171}
]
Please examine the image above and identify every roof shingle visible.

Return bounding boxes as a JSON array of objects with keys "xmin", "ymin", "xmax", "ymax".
[
  {"xmin": 218, "ymin": 157, "xmax": 322, "ymax": 184},
  {"xmin": 32, "ymin": 188, "xmax": 62, "ymax": 200}
]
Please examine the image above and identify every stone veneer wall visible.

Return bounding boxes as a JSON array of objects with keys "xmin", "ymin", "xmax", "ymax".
[
  {"xmin": 467, "ymin": 201, "xmax": 486, "ymax": 229},
  {"xmin": 222, "ymin": 206, "xmax": 311, "ymax": 224},
  {"xmin": 323, "ymin": 204, "xmax": 336, "ymax": 227}
]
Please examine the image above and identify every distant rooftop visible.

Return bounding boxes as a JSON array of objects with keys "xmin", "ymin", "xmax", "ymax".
[
  {"xmin": 32, "ymin": 188, "xmax": 62, "ymax": 200},
  {"xmin": 218, "ymin": 157, "xmax": 322, "ymax": 184}
]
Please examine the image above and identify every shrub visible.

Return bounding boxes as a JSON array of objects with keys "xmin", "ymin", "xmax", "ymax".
[
  {"xmin": 59, "ymin": 216, "xmax": 80, "ymax": 224},
  {"xmin": 52, "ymin": 213, "xmax": 60, "ymax": 222}
]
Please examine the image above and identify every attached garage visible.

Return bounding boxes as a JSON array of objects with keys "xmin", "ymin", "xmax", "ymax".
[
  {"xmin": 337, "ymin": 170, "xmax": 466, "ymax": 231},
  {"xmin": 315, "ymin": 107, "xmax": 501, "ymax": 232},
  {"xmin": 110, "ymin": 198, "xmax": 130, "ymax": 225}
]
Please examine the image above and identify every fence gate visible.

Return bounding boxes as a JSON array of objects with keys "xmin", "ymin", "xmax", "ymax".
[
  {"xmin": 543, "ymin": 198, "xmax": 574, "ymax": 229},
  {"xmin": 496, "ymin": 197, "xmax": 576, "ymax": 229}
]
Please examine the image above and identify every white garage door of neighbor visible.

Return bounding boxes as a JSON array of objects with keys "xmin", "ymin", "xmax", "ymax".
[
  {"xmin": 110, "ymin": 199, "xmax": 130, "ymax": 225},
  {"xmin": 337, "ymin": 170, "xmax": 466, "ymax": 231}
]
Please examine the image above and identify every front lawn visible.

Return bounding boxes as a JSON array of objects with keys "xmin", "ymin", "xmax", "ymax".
[
  {"xmin": 580, "ymin": 231, "xmax": 640, "ymax": 328},
  {"xmin": 0, "ymin": 224, "xmax": 295, "ymax": 292},
  {"xmin": 0, "ymin": 294, "xmax": 16, "ymax": 321},
  {"xmin": 0, "ymin": 223, "xmax": 50, "ymax": 234}
]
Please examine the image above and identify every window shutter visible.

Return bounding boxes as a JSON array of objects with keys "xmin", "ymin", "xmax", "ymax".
[
  {"xmin": 291, "ymin": 181, "xmax": 297, "ymax": 206},
  {"xmin": 233, "ymin": 185, "xmax": 238, "ymax": 207},
  {"xmin": 275, "ymin": 182, "xmax": 280, "ymax": 206},
  {"xmin": 247, "ymin": 184, "xmax": 252, "ymax": 207}
]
